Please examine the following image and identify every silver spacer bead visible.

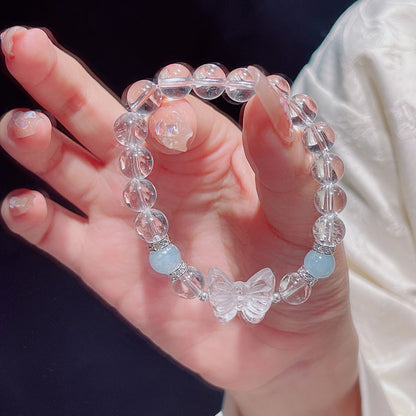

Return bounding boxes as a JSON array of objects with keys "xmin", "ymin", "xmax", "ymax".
[
  {"xmin": 168, "ymin": 261, "xmax": 188, "ymax": 282},
  {"xmin": 272, "ymin": 292, "xmax": 282, "ymax": 303},
  {"xmin": 313, "ymin": 243, "xmax": 336, "ymax": 255},
  {"xmin": 199, "ymin": 292, "xmax": 209, "ymax": 302},
  {"xmin": 148, "ymin": 236, "xmax": 171, "ymax": 252},
  {"xmin": 298, "ymin": 266, "xmax": 318, "ymax": 287}
]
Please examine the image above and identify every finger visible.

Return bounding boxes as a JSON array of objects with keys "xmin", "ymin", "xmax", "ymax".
[
  {"xmin": 242, "ymin": 68, "xmax": 318, "ymax": 244},
  {"xmin": 147, "ymin": 100, "xmax": 197, "ymax": 155},
  {"xmin": 0, "ymin": 109, "xmax": 105, "ymax": 214},
  {"xmin": 1, "ymin": 189, "xmax": 87, "ymax": 272},
  {"xmin": 1, "ymin": 26, "xmax": 247, "ymax": 189},
  {"xmin": 1, "ymin": 26, "xmax": 123, "ymax": 162},
  {"xmin": 145, "ymin": 94, "xmax": 252, "ymax": 193}
]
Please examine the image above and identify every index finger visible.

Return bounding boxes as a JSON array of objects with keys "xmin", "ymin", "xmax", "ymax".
[{"xmin": 1, "ymin": 26, "xmax": 123, "ymax": 162}]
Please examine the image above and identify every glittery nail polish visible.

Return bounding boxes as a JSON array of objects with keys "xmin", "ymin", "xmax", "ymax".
[
  {"xmin": 9, "ymin": 193, "xmax": 35, "ymax": 216},
  {"xmin": 8, "ymin": 110, "xmax": 45, "ymax": 139},
  {"xmin": 152, "ymin": 110, "xmax": 193, "ymax": 152},
  {"xmin": 0, "ymin": 26, "xmax": 27, "ymax": 58}
]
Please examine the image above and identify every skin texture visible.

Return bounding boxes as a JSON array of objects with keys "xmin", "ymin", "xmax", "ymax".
[{"xmin": 0, "ymin": 27, "xmax": 361, "ymax": 415}]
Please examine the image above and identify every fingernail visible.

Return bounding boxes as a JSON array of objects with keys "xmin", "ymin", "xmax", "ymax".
[
  {"xmin": 9, "ymin": 193, "xmax": 35, "ymax": 216},
  {"xmin": 153, "ymin": 110, "xmax": 193, "ymax": 152},
  {"xmin": 1, "ymin": 26, "xmax": 27, "ymax": 58},
  {"xmin": 8, "ymin": 110, "xmax": 45, "ymax": 139},
  {"xmin": 247, "ymin": 66, "xmax": 294, "ymax": 144}
]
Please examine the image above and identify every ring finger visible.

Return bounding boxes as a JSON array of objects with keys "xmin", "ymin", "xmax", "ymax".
[{"xmin": 0, "ymin": 109, "xmax": 107, "ymax": 214}]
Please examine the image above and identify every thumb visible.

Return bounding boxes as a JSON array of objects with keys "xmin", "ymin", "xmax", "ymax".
[{"xmin": 242, "ymin": 67, "xmax": 318, "ymax": 245}]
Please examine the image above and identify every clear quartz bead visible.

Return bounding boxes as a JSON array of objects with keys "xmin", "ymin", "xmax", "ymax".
[
  {"xmin": 113, "ymin": 112, "xmax": 148, "ymax": 147},
  {"xmin": 311, "ymin": 152, "xmax": 344, "ymax": 184},
  {"xmin": 122, "ymin": 80, "xmax": 162, "ymax": 115},
  {"xmin": 225, "ymin": 67, "xmax": 256, "ymax": 102},
  {"xmin": 289, "ymin": 94, "xmax": 318, "ymax": 127},
  {"xmin": 314, "ymin": 185, "xmax": 347, "ymax": 214},
  {"xmin": 157, "ymin": 63, "xmax": 193, "ymax": 99},
  {"xmin": 303, "ymin": 122, "xmax": 335, "ymax": 153},
  {"xmin": 193, "ymin": 63, "xmax": 227, "ymax": 100},
  {"xmin": 123, "ymin": 179, "xmax": 157, "ymax": 212},
  {"xmin": 135, "ymin": 209, "xmax": 169, "ymax": 243},
  {"xmin": 313, "ymin": 214, "xmax": 346, "ymax": 246},
  {"xmin": 119, "ymin": 146, "xmax": 154, "ymax": 179},
  {"xmin": 279, "ymin": 272, "xmax": 311, "ymax": 305},
  {"xmin": 267, "ymin": 74, "xmax": 291, "ymax": 97},
  {"xmin": 172, "ymin": 266, "xmax": 205, "ymax": 299}
]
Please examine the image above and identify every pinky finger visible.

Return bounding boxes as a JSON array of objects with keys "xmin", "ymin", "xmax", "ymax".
[{"xmin": 1, "ymin": 189, "xmax": 87, "ymax": 274}]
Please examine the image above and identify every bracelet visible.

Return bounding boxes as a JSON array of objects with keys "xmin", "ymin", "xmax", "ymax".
[{"xmin": 113, "ymin": 63, "xmax": 346, "ymax": 324}]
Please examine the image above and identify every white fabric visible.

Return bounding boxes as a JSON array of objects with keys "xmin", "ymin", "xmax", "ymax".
[
  {"xmin": 293, "ymin": 0, "xmax": 416, "ymax": 414},
  {"xmin": 358, "ymin": 353, "xmax": 395, "ymax": 416},
  {"xmin": 217, "ymin": 0, "xmax": 416, "ymax": 414}
]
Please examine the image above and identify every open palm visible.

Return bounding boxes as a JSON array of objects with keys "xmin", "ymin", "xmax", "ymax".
[{"xmin": 1, "ymin": 27, "xmax": 354, "ymax": 402}]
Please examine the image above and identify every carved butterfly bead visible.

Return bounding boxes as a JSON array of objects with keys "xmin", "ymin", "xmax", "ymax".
[{"xmin": 207, "ymin": 267, "xmax": 276, "ymax": 323}]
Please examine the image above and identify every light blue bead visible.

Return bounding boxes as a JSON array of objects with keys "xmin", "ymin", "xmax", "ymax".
[
  {"xmin": 149, "ymin": 244, "xmax": 181, "ymax": 275},
  {"xmin": 303, "ymin": 250, "xmax": 335, "ymax": 279}
]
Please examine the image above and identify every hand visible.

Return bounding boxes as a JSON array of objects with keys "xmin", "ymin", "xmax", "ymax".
[{"xmin": 0, "ymin": 27, "xmax": 360, "ymax": 415}]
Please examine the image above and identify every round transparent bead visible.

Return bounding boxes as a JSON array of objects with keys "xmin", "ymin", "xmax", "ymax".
[
  {"xmin": 303, "ymin": 250, "xmax": 335, "ymax": 279},
  {"xmin": 172, "ymin": 266, "xmax": 205, "ymax": 299},
  {"xmin": 267, "ymin": 74, "xmax": 291, "ymax": 97},
  {"xmin": 303, "ymin": 122, "xmax": 335, "ymax": 153},
  {"xmin": 119, "ymin": 146, "xmax": 153, "ymax": 179},
  {"xmin": 311, "ymin": 153, "xmax": 344, "ymax": 184},
  {"xmin": 289, "ymin": 94, "xmax": 318, "ymax": 127},
  {"xmin": 279, "ymin": 272, "xmax": 311, "ymax": 305},
  {"xmin": 314, "ymin": 185, "xmax": 347, "ymax": 214},
  {"xmin": 123, "ymin": 179, "xmax": 157, "ymax": 212},
  {"xmin": 313, "ymin": 214, "xmax": 346, "ymax": 247},
  {"xmin": 149, "ymin": 244, "xmax": 182, "ymax": 275},
  {"xmin": 193, "ymin": 63, "xmax": 227, "ymax": 100},
  {"xmin": 225, "ymin": 67, "xmax": 256, "ymax": 103},
  {"xmin": 122, "ymin": 80, "xmax": 162, "ymax": 115},
  {"xmin": 135, "ymin": 209, "xmax": 169, "ymax": 243},
  {"xmin": 113, "ymin": 112, "xmax": 148, "ymax": 147},
  {"xmin": 157, "ymin": 63, "xmax": 193, "ymax": 99}
]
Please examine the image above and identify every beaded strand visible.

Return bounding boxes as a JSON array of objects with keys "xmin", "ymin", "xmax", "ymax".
[{"xmin": 113, "ymin": 63, "xmax": 346, "ymax": 323}]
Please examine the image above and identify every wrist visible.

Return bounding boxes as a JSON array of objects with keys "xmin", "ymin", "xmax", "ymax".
[{"xmin": 223, "ymin": 315, "xmax": 361, "ymax": 416}]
